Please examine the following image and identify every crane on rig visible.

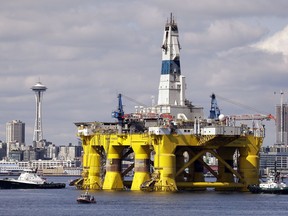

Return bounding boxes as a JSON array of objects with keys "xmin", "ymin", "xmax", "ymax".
[
  {"xmin": 209, "ymin": 93, "xmax": 221, "ymax": 119},
  {"xmin": 209, "ymin": 93, "xmax": 275, "ymax": 122},
  {"xmin": 111, "ymin": 93, "xmax": 125, "ymax": 133}
]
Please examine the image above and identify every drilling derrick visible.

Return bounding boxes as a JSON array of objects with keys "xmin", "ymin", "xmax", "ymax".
[
  {"xmin": 158, "ymin": 13, "xmax": 182, "ymax": 106},
  {"xmin": 75, "ymin": 14, "xmax": 265, "ymax": 192}
]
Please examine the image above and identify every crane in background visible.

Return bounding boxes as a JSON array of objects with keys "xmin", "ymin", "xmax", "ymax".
[
  {"xmin": 209, "ymin": 93, "xmax": 221, "ymax": 119},
  {"xmin": 209, "ymin": 93, "xmax": 275, "ymax": 122},
  {"xmin": 111, "ymin": 93, "xmax": 125, "ymax": 133}
]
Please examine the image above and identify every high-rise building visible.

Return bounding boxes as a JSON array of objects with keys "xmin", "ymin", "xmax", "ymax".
[
  {"xmin": 6, "ymin": 120, "xmax": 25, "ymax": 158},
  {"xmin": 58, "ymin": 145, "xmax": 74, "ymax": 161},
  {"xmin": 46, "ymin": 144, "xmax": 59, "ymax": 160},
  {"xmin": 275, "ymin": 103, "xmax": 288, "ymax": 145},
  {"xmin": 6, "ymin": 120, "xmax": 25, "ymax": 144},
  {"xmin": 31, "ymin": 81, "xmax": 47, "ymax": 148}
]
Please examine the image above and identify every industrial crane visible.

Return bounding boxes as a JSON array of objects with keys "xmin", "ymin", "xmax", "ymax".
[
  {"xmin": 209, "ymin": 93, "xmax": 275, "ymax": 122},
  {"xmin": 209, "ymin": 93, "xmax": 221, "ymax": 119},
  {"xmin": 112, "ymin": 93, "xmax": 124, "ymax": 132}
]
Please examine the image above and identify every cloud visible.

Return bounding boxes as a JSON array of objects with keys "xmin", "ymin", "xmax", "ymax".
[
  {"xmin": 253, "ymin": 25, "xmax": 288, "ymax": 55},
  {"xmin": 183, "ymin": 20, "xmax": 267, "ymax": 54}
]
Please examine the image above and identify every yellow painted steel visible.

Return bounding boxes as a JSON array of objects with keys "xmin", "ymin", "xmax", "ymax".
[
  {"xmin": 154, "ymin": 153, "xmax": 177, "ymax": 191},
  {"xmin": 131, "ymin": 144, "xmax": 151, "ymax": 191},
  {"xmin": 87, "ymin": 147, "xmax": 102, "ymax": 189},
  {"xmin": 238, "ymin": 136, "xmax": 263, "ymax": 190},
  {"xmin": 177, "ymin": 182, "xmax": 244, "ymax": 188},
  {"xmin": 81, "ymin": 137, "xmax": 92, "ymax": 189},
  {"xmin": 80, "ymin": 136, "xmax": 104, "ymax": 189},
  {"xmin": 102, "ymin": 145, "xmax": 124, "ymax": 190},
  {"xmin": 152, "ymin": 136, "xmax": 178, "ymax": 191},
  {"xmin": 77, "ymin": 131, "xmax": 263, "ymax": 192}
]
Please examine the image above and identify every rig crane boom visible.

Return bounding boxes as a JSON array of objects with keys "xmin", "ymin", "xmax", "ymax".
[
  {"xmin": 226, "ymin": 114, "xmax": 275, "ymax": 121},
  {"xmin": 209, "ymin": 93, "xmax": 275, "ymax": 122}
]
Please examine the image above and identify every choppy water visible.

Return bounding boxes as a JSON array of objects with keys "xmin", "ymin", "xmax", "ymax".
[{"xmin": 1, "ymin": 176, "xmax": 288, "ymax": 216}]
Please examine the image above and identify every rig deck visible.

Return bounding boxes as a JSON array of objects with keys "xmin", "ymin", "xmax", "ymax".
[{"xmin": 75, "ymin": 121, "xmax": 263, "ymax": 192}]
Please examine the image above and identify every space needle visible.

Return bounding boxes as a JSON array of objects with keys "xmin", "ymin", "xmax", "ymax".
[{"xmin": 31, "ymin": 81, "xmax": 47, "ymax": 148}]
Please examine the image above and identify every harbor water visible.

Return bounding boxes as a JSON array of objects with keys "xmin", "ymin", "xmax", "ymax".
[{"xmin": 1, "ymin": 176, "xmax": 288, "ymax": 216}]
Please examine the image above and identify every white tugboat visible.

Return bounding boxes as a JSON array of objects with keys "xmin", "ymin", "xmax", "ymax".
[
  {"xmin": 248, "ymin": 165, "xmax": 288, "ymax": 194},
  {"xmin": 0, "ymin": 169, "xmax": 66, "ymax": 189}
]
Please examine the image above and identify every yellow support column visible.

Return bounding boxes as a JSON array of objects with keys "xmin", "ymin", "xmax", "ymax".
[
  {"xmin": 102, "ymin": 145, "xmax": 124, "ymax": 190},
  {"xmin": 238, "ymin": 136, "xmax": 262, "ymax": 190},
  {"xmin": 81, "ymin": 137, "xmax": 91, "ymax": 189},
  {"xmin": 87, "ymin": 146, "xmax": 102, "ymax": 190},
  {"xmin": 153, "ymin": 136, "xmax": 177, "ymax": 192},
  {"xmin": 131, "ymin": 145, "xmax": 151, "ymax": 191}
]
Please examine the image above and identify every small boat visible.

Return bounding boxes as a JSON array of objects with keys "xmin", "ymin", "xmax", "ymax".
[
  {"xmin": 0, "ymin": 169, "xmax": 66, "ymax": 189},
  {"xmin": 248, "ymin": 164, "xmax": 288, "ymax": 194},
  {"xmin": 77, "ymin": 190, "xmax": 96, "ymax": 204}
]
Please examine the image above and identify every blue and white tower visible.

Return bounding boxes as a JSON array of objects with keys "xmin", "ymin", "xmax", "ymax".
[
  {"xmin": 158, "ymin": 13, "xmax": 185, "ymax": 107},
  {"xmin": 156, "ymin": 13, "xmax": 203, "ymax": 120},
  {"xmin": 31, "ymin": 81, "xmax": 47, "ymax": 148}
]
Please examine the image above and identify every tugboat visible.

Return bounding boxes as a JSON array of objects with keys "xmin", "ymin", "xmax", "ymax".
[
  {"xmin": 248, "ymin": 164, "xmax": 288, "ymax": 194},
  {"xmin": 0, "ymin": 169, "xmax": 66, "ymax": 189},
  {"xmin": 77, "ymin": 190, "xmax": 96, "ymax": 204}
]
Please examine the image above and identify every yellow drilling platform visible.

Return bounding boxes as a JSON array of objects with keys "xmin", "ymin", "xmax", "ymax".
[{"xmin": 73, "ymin": 14, "xmax": 271, "ymax": 192}]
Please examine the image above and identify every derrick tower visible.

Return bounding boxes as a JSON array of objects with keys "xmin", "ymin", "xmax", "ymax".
[
  {"xmin": 156, "ymin": 13, "xmax": 203, "ymax": 120},
  {"xmin": 158, "ymin": 13, "xmax": 183, "ymax": 106},
  {"xmin": 31, "ymin": 81, "xmax": 47, "ymax": 148}
]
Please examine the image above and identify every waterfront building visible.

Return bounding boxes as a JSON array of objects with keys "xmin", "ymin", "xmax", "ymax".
[
  {"xmin": 0, "ymin": 160, "xmax": 25, "ymax": 174},
  {"xmin": 23, "ymin": 147, "xmax": 37, "ymax": 161},
  {"xmin": 260, "ymin": 145, "xmax": 288, "ymax": 174},
  {"xmin": 0, "ymin": 159, "xmax": 81, "ymax": 176},
  {"xmin": 27, "ymin": 159, "xmax": 78, "ymax": 169},
  {"xmin": 42, "ymin": 166, "xmax": 82, "ymax": 176},
  {"xmin": 46, "ymin": 144, "xmax": 59, "ymax": 160},
  {"xmin": 9, "ymin": 150, "xmax": 23, "ymax": 161},
  {"xmin": 58, "ymin": 144, "xmax": 82, "ymax": 161}
]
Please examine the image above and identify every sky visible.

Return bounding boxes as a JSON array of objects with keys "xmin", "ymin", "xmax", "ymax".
[{"xmin": 0, "ymin": 0, "xmax": 288, "ymax": 146}]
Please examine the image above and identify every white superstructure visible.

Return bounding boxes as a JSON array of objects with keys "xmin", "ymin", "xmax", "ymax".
[
  {"xmin": 137, "ymin": 13, "xmax": 203, "ymax": 121},
  {"xmin": 158, "ymin": 14, "xmax": 184, "ymax": 106}
]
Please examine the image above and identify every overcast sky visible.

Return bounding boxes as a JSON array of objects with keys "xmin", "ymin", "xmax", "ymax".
[{"xmin": 0, "ymin": 0, "xmax": 288, "ymax": 146}]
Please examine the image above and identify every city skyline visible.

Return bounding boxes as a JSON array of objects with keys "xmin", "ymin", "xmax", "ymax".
[{"xmin": 0, "ymin": 1, "xmax": 288, "ymax": 146}]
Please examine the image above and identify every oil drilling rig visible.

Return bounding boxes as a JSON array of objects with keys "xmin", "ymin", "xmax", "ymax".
[{"xmin": 74, "ymin": 14, "xmax": 273, "ymax": 192}]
